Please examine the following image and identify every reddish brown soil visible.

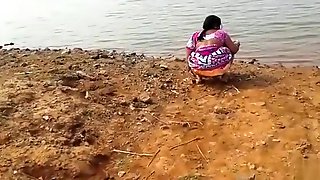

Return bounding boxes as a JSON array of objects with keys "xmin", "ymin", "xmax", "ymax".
[{"xmin": 0, "ymin": 49, "xmax": 319, "ymax": 180}]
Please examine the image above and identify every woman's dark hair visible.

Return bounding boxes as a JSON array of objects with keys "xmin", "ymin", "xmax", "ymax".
[{"xmin": 197, "ymin": 15, "xmax": 222, "ymax": 41}]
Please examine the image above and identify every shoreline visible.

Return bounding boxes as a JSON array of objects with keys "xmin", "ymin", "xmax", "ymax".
[
  {"xmin": 1, "ymin": 46, "xmax": 319, "ymax": 67},
  {"xmin": 0, "ymin": 49, "xmax": 320, "ymax": 179}
]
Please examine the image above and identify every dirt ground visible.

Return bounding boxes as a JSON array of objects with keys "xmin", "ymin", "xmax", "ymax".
[{"xmin": 0, "ymin": 48, "xmax": 319, "ymax": 180}]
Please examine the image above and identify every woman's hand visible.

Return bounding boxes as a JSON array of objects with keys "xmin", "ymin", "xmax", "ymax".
[{"xmin": 233, "ymin": 40, "xmax": 240, "ymax": 47}]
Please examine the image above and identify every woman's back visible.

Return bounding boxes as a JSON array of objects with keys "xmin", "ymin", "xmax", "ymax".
[{"xmin": 196, "ymin": 29, "xmax": 228, "ymax": 52}]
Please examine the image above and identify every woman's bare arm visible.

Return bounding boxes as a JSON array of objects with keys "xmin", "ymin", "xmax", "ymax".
[
  {"xmin": 224, "ymin": 35, "xmax": 240, "ymax": 54},
  {"xmin": 186, "ymin": 48, "xmax": 193, "ymax": 60}
]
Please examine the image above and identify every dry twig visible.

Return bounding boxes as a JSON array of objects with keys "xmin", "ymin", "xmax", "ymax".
[
  {"xmin": 147, "ymin": 149, "xmax": 161, "ymax": 167},
  {"xmin": 112, "ymin": 149, "xmax": 154, "ymax": 157},
  {"xmin": 170, "ymin": 137, "xmax": 204, "ymax": 150},
  {"xmin": 231, "ymin": 85, "xmax": 240, "ymax": 93},
  {"xmin": 196, "ymin": 144, "xmax": 208, "ymax": 162},
  {"xmin": 144, "ymin": 170, "xmax": 155, "ymax": 180}
]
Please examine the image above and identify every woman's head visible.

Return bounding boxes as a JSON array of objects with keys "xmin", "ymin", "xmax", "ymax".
[
  {"xmin": 197, "ymin": 15, "xmax": 222, "ymax": 41},
  {"xmin": 203, "ymin": 15, "xmax": 221, "ymax": 30}
]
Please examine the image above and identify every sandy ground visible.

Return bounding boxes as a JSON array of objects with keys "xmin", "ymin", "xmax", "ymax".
[{"xmin": 0, "ymin": 48, "xmax": 319, "ymax": 180}]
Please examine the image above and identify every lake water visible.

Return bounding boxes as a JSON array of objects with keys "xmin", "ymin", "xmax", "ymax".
[{"xmin": 1, "ymin": 0, "xmax": 320, "ymax": 64}]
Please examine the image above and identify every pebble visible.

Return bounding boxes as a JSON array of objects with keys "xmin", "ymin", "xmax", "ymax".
[
  {"xmin": 61, "ymin": 48, "xmax": 71, "ymax": 55},
  {"xmin": 100, "ymin": 53, "xmax": 109, "ymax": 59},
  {"xmin": 248, "ymin": 163, "xmax": 256, "ymax": 170},
  {"xmin": 251, "ymin": 102, "xmax": 266, "ymax": 106},
  {"xmin": 73, "ymin": 48, "xmax": 83, "ymax": 52},
  {"xmin": 118, "ymin": 171, "xmax": 126, "ymax": 177},
  {"xmin": 272, "ymin": 139, "xmax": 281, "ymax": 142},
  {"xmin": 138, "ymin": 92, "xmax": 153, "ymax": 104},
  {"xmin": 90, "ymin": 54, "xmax": 100, "ymax": 60},
  {"xmin": 42, "ymin": 115, "xmax": 50, "ymax": 121},
  {"xmin": 160, "ymin": 64, "xmax": 169, "ymax": 70},
  {"xmin": 20, "ymin": 62, "xmax": 28, "ymax": 67}
]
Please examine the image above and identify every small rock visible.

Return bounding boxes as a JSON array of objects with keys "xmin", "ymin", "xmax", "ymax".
[
  {"xmin": 160, "ymin": 125, "xmax": 170, "ymax": 130},
  {"xmin": 248, "ymin": 163, "xmax": 256, "ymax": 170},
  {"xmin": 76, "ymin": 70, "xmax": 94, "ymax": 79},
  {"xmin": 100, "ymin": 53, "xmax": 109, "ymax": 59},
  {"xmin": 90, "ymin": 54, "xmax": 100, "ymax": 60},
  {"xmin": 93, "ymin": 63, "xmax": 101, "ymax": 68},
  {"xmin": 13, "ymin": 170, "xmax": 18, "ymax": 175},
  {"xmin": 55, "ymin": 137, "xmax": 69, "ymax": 145},
  {"xmin": 257, "ymin": 167, "xmax": 264, "ymax": 172},
  {"xmin": 59, "ymin": 86, "xmax": 79, "ymax": 92},
  {"xmin": 214, "ymin": 106, "xmax": 230, "ymax": 115},
  {"xmin": 247, "ymin": 59, "xmax": 258, "ymax": 64},
  {"xmin": 20, "ymin": 62, "xmax": 28, "ymax": 67},
  {"xmin": 73, "ymin": 48, "xmax": 83, "ymax": 52},
  {"xmin": 42, "ymin": 115, "xmax": 50, "ymax": 121},
  {"xmin": 61, "ymin": 48, "xmax": 71, "ymax": 55},
  {"xmin": 274, "ymin": 122, "xmax": 286, "ymax": 129},
  {"xmin": 160, "ymin": 64, "xmax": 168, "ymax": 70},
  {"xmin": 138, "ymin": 92, "xmax": 153, "ymax": 104},
  {"xmin": 272, "ymin": 139, "xmax": 281, "ymax": 142},
  {"xmin": 118, "ymin": 171, "xmax": 126, "ymax": 177},
  {"xmin": 251, "ymin": 102, "xmax": 266, "ymax": 106}
]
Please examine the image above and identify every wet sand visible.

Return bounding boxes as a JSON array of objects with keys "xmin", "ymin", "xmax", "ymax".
[{"xmin": 0, "ymin": 48, "xmax": 320, "ymax": 180}]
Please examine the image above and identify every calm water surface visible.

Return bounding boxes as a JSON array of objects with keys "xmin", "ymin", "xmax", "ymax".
[{"xmin": 1, "ymin": 0, "xmax": 320, "ymax": 64}]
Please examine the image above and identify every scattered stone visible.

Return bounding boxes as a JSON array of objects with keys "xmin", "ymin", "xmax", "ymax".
[
  {"xmin": 0, "ymin": 104, "xmax": 15, "ymax": 116},
  {"xmin": 118, "ymin": 171, "xmax": 126, "ymax": 177},
  {"xmin": 274, "ymin": 122, "xmax": 286, "ymax": 129},
  {"xmin": 214, "ymin": 106, "xmax": 230, "ymax": 115},
  {"xmin": 93, "ymin": 63, "xmax": 101, "ymax": 68},
  {"xmin": 100, "ymin": 53, "xmax": 109, "ymax": 59},
  {"xmin": 256, "ymin": 140, "xmax": 267, "ymax": 146},
  {"xmin": 42, "ymin": 115, "xmax": 50, "ymax": 121},
  {"xmin": 59, "ymin": 86, "xmax": 79, "ymax": 92},
  {"xmin": 73, "ymin": 48, "xmax": 83, "ymax": 52},
  {"xmin": 90, "ymin": 54, "xmax": 100, "ymax": 60},
  {"xmin": 247, "ymin": 59, "xmax": 258, "ymax": 64},
  {"xmin": 61, "ymin": 48, "xmax": 71, "ymax": 55},
  {"xmin": 0, "ymin": 133, "xmax": 10, "ymax": 145},
  {"xmin": 160, "ymin": 125, "xmax": 170, "ymax": 130},
  {"xmin": 138, "ymin": 92, "xmax": 153, "ymax": 104},
  {"xmin": 76, "ymin": 70, "xmax": 94, "ymax": 80},
  {"xmin": 297, "ymin": 140, "xmax": 312, "ymax": 154},
  {"xmin": 272, "ymin": 139, "xmax": 281, "ymax": 142},
  {"xmin": 251, "ymin": 102, "xmax": 266, "ymax": 106},
  {"xmin": 248, "ymin": 163, "xmax": 256, "ymax": 170},
  {"xmin": 160, "ymin": 64, "xmax": 168, "ymax": 70}
]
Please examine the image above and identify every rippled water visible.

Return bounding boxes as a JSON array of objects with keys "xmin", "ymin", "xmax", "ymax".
[{"xmin": 1, "ymin": 0, "xmax": 320, "ymax": 64}]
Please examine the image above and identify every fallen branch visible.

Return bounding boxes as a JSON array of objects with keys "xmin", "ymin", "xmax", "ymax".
[
  {"xmin": 196, "ymin": 144, "xmax": 208, "ymax": 162},
  {"xmin": 112, "ymin": 149, "xmax": 154, "ymax": 157},
  {"xmin": 147, "ymin": 149, "xmax": 161, "ymax": 167},
  {"xmin": 170, "ymin": 137, "xmax": 204, "ymax": 150}
]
